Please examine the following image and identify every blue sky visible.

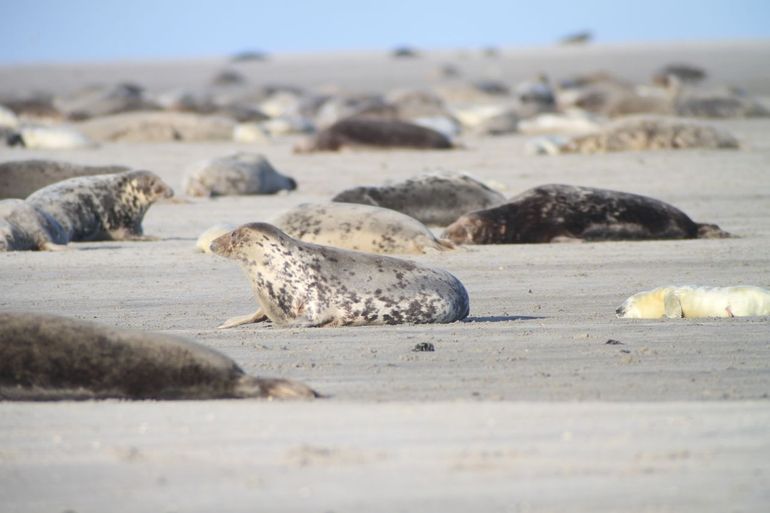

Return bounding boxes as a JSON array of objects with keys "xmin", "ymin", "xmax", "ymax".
[{"xmin": 1, "ymin": 0, "xmax": 769, "ymax": 64}]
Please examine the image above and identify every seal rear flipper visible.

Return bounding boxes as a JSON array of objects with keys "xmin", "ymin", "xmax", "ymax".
[
  {"xmin": 218, "ymin": 308, "xmax": 268, "ymax": 329},
  {"xmin": 234, "ymin": 376, "xmax": 320, "ymax": 399}
]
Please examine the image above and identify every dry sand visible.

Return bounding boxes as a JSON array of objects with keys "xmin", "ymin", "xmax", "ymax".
[{"xmin": 1, "ymin": 41, "xmax": 769, "ymax": 512}]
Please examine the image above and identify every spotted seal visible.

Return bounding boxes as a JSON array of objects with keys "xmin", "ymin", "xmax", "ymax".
[
  {"xmin": 1, "ymin": 199, "xmax": 68, "ymax": 251},
  {"xmin": 273, "ymin": 202, "xmax": 454, "ymax": 254},
  {"xmin": 183, "ymin": 152, "xmax": 297, "ymax": 197},
  {"xmin": 209, "ymin": 223, "xmax": 469, "ymax": 328},
  {"xmin": 294, "ymin": 117, "xmax": 453, "ymax": 152},
  {"xmin": 616, "ymin": 286, "xmax": 770, "ymax": 319},
  {"xmin": 5, "ymin": 170, "xmax": 174, "ymax": 250},
  {"xmin": 442, "ymin": 184, "xmax": 730, "ymax": 244},
  {"xmin": 0, "ymin": 159, "xmax": 128, "ymax": 199},
  {"xmin": 529, "ymin": 116, "xmax": 739, "ymax": 154},
  {"xmin": 332, "ymin": 172, "xmax": 505, "ymax": 226},
  {"xmin": 0, "ymin": 312, "xmax": 317, "ymax": 400}
]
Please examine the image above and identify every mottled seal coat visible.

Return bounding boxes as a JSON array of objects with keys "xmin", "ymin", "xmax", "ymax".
[
  {"xmin": 18, "ymin": 170, "xmax": 173, "ymax": 248},
  {"xmin": 0, "ymin": 159, "xmax": 128, "ymax": 199},
  {"xmin": 295, "ymin": 117, "xmax": 453, "ymax": 152},
  {"xmin": 273, "ymin": 202, "xmax": 454, "ymax": 254},
  {"xmin": 76, "ymin": 111, "xmax": 235, "ymax": 142},
  {"xmin": 532, "ymin": 116, "xmax": 739, "ymax": 154},
  {"xmin": 183, "ymin": 153, "xmax": 297, "ymax": 197},
  {"xmin": 210, "ymin": 223, "xmax": 469, "ymax": 328},
  {"xmin": 616, "ymin": 286, "xmax": 770, "ymax": 319},
  {"xmin": 0, "ymin": 312, "xmax": 317, "ymax": 400},
  {"xmin": 332, "ymin": 172, "xmax": 506, "ymax": 226},
  {"xmin": 442, "ymin": 184, "xmax": 730, "ymax": 244},
  {"xmin": 1, "ymin": 199, "xmax": 68, "ymax": 251}
]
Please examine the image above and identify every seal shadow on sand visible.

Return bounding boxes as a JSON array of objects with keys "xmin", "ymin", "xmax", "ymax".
[{"xmin": 462, "ymin": 315, "xmax": 545, "ymax": 323}]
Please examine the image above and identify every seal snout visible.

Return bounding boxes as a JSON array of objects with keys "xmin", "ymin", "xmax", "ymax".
[{"xmin": 615, "ymin": 305, "xmax": 626, "ymax": 317}]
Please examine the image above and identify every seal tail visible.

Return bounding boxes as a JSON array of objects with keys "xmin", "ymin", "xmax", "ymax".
[
  {"xmin": 696, "ymin": 223, "xmax": 732, "ymax": 239},
  {"xmin": 435, "ymin": 238, "xmax": 456, "ymax": 251},
  {"xmin": 236, "ymin": 375, "xmax": 321, "ymax": 399}
]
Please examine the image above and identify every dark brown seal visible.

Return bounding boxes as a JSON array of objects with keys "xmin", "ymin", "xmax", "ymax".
[
  {"xmin": 295, "ymin": 117, "xmax": 453, "ymax": 152},
  {"xmin": 0, "ymin": 312, "xmax": 318, "ymax": 400},
  {"xmin": 442, "ymin": 184, "xmax": 730, "ymax": 244}
]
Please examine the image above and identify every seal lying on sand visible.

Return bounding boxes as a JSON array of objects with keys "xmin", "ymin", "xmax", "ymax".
[
  {"xmin": 273, "ymin": 202, "xmax": 454, "ymax": 254},
  {"xmin": 442, "ymin": 184, "xmax": 730, "ymax": 244},
  {"xmin": 0, "ymin": 159, "xmax": 128, "ymax": 199},
  {"xmin": 210, "ymin": 223, "xmax": 469, "ymax": 328},
  {"xmin": 4, "ymin": 124, "xmax": 96, "ymax": 149},
  {"xmin": 528, "ymin": 116, "xmax": 739, "ymax": 154},
  {"xmin": 1, "ymin": 170, "xmax": 173, "ymax": 251},
  {"xmin": 616, "ymin": 286, "xmax": 770, "ymax": 319},
  {"xmin": 1, "ymin": 199, "xmax": 68, "ymax": 251},
  {"xmin": 183, "ymin": 153, "xmax": 297, "ymax": 197},
  {"xmin": 0, "ymin": 312, "xmax": 317, "ymax": 400},
  {"xmin": 294, "ymin": 117, "xmax": 453, "ymax": 152},
  {"xmin": 76, "ymin": 111, "xmax": 235, "ymax": 142},
  {"xmin": 332, "ymin": 172, "xmax": 505, "ymax": 226}
]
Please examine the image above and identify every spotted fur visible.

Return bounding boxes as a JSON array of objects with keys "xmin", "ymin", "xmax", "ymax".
[{"xmin": 210, "ymin": 223, "xmax": 469, "ymax": 327}]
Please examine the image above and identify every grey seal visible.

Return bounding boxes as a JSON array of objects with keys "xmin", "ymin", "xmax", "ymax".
[
  {"xmin": 0, "ymin": 312, "xmax": 317, "ymax": 400},
  {"xmin": 332, "ymin": 172, "xmax": 505, "ymax": 226},
  {"xmin": 272, "ymin": 202, "xmax": 454, "ymax": 254},
  {"xmin": 294, "ymin": 117, "xmax": 453, "ymax": 152},
  {"xmin": 442, "ymin": 184, "xmax": 730, "ymax": 244},
  {"xmin": 530, "ymin": 116, "xmax": 739, "ymax": 154},
  {"xmin": 0, "ymin": 159, "xmax": 128, "ymax": 199},
  {"xmin": 183, "ymin": 153, "xmax": 297, "ymax": 197},
  {"xmin": 209, "ymin": 223, "xmax": 470, "ymax": 328},
  {"xmin": 1, "ymin": 170, "xmax": 173, "ymax": 251}
]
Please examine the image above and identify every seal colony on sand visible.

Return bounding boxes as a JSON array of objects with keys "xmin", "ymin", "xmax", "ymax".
[
  {"xmin": 616, "ymin": 286, "xmax": 770, "ymax": 319},
  {"xmin": 294, "ymin": 117, "xmax": 454, "ymax": 152},
  {"xmin": 0, "ymin": 312, "xmax": 318, "ymax": 400},
  {"xmin": 442, "ymin": 184, "xmax": 730, "ymax": 244},
  {"xmin": 272, "ymin": 202, "xmax": 454, "ymax": 254},
  {"xmin": 183, "ymin": 152, "xmax": 297, "ymax": 197},
  {"xmin": 0, "ymin": 159, "xmax": 128, "ymax": 199},
  {"xmin": 209, "ymin": 223, "xmax": 470, "ymax": 328},
  {"xmin": 1, "ymin": 170, "xmax": 173, "ymax": 251},
  {"xmin": 332, "ymin": 172, "xmax": 505, "ymax": 226},
  {"xmin": 529, "ymin": 116, "xmax": 740, "ymax": 154}
]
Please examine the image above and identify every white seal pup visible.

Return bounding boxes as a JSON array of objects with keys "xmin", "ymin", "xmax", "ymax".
[
  {"xmin": 18, "ymin": 170, "xmax": 173, "ymax": 248},
  {"xmin": 272, "ymin": 202, "xmax": 454, "ymax": 254},
  {"xmin": 616, "ymin": 286, "xmax": 770, "ymax": 319},
  {"xmin": 196, "ymin": 223, "xmax": 237, "ymax": 253},
  {"xmin": 7, "ymin": 124, "xmax": 96, "ymax": 149},
  {"xmin": 0, "ymin": 159, "xmax": 128, "ymax": 199},
  {"xmin": 332, "ymin": 172, "xmax": 505, "ymax": 226},
  {"xmin": 0, "ymin": 312, "xmax": 317, "ymax": 400},
  {"xmin": 183, "ymin": 153, "xmax": 297, "ymax": 197},
  {"xmin": 209, "ymin": 223, "xmax": 470, "ymax": 328},
  {"xmin": 442, "ymin": 184, "xmax": 730, "ymax": 244}
]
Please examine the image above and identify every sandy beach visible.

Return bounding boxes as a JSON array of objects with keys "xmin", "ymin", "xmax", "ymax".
[{"xmin": 1, "ymin": 41, "xmax": 769, "ymax": 512}]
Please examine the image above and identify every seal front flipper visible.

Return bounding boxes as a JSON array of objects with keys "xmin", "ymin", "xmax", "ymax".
[
  {"xmin": 234, "ymin": 376, "xmax": 319, "ymax": 399},
  {"xmin": 41, "ymin": 242, "xmax": 69, "ymax": 251},
  {"xmin": 218, "ymin": 309, "xmax": 268, "ymax": 329}
]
